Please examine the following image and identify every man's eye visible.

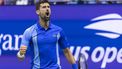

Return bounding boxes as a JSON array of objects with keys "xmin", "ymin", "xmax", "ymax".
[
  {"xmin": 42, "ymin": 6, "xmax": 46, "ymax": 8},
  {"xmin": 47, "ymin": 6, "xmax": 50, "ymax": 8}
]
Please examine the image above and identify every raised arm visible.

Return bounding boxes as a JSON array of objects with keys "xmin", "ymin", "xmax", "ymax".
[{"xmin": 17, "ymin": 28, "xmax": 31, "ymax": 61}]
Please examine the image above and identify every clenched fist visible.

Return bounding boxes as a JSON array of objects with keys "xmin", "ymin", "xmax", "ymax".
[
  {"xmin": 17, "ymin": 46, "xmax": 27, "ymax": 60},
  {"xmin": 20, "ymin": 46, "xmax": 27, "ymax": 55}
]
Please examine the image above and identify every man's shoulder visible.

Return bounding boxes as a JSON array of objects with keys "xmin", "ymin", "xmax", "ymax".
[
  {"xmin": 51, "ymin": 24, "xmax": 63, "ymax": 31},
  {"xmin": 24, "ymin": 24, "xmax": 37, "ymax": 33}
]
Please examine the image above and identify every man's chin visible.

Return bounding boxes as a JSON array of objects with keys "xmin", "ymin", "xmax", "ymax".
[
  {"xmin": 45, "ymin": 17, "xmax": 50, "ymax": 21},
  {"xmin": 40, "ymin": 16, "xmax": 50, "ymax": 22}
]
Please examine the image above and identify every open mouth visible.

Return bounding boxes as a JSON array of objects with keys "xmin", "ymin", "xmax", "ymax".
[{"xmin": 46, "ymin": 12, "xmax": 49, "ymax": 16}]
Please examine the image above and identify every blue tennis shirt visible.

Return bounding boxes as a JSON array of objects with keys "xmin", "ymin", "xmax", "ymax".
[{"xmin": 21, "ymin": 22, "xmax": 69, "ymax": 69}]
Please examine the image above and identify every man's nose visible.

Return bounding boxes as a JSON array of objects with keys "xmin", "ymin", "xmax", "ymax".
[{"xmin": 46, "ymin": 9, "xmax": 49, "ymax": 12}]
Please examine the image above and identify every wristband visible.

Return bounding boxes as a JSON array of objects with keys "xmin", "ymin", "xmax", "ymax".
[
  {"xmin": 17, "ymin": 51, "xmax": 25, "ymax": 58},
  {"xmin": 72, "ymin": 63, "xmax": 78, "ymax": 69}
]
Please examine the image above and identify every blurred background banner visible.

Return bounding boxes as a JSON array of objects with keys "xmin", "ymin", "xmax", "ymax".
[{"xmin": 0, "ymin": 5, "xmax": 122, "ymax": 69}]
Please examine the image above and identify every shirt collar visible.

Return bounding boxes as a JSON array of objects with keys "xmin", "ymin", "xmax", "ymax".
[{"xmin": 37, "ymin": 22, "xmax": 53, "ymax": 30}]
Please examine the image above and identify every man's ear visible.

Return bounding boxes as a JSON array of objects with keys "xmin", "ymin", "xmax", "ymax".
[{"xmin": 36, "ymin": 10, "xmax": 40, "ymax": 15}]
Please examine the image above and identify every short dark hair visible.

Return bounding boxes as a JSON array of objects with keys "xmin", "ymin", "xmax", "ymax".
[{"xmin": 35, "ymin": 0, "xmax": 50, "ymax": 11}]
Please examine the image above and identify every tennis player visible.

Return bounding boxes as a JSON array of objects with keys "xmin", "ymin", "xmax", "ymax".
[{"xmin": 17, "ymin": 0, "xmax": 78, "ymax": 69}]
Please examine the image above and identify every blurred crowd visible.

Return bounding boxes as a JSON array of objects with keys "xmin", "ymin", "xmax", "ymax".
[{"xmin": 0, "ymin": 0, "xmax": 122, "ymax": 5}]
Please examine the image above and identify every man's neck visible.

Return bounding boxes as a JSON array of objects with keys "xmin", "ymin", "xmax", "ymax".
[{"xmin": 39, "ymin": 18, "xmax": 49, "ymax": 30}]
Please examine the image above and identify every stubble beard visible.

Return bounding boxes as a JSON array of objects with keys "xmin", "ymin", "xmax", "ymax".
[{"xmin": 40, "ymin": 15, "xmax": 50, "ymax": 22}]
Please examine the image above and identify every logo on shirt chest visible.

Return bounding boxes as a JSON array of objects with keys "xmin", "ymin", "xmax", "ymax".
[
  {"xmin": 52, "ymin": 34, "xmax": 57, "ymax": 38},
  {"xmin": 52, "ymin": 33, "xmax": 60, "ymax": 40}
]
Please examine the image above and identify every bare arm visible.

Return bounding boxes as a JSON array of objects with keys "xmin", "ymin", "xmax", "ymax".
[{"xmin": 63, "ymin": 48, "xmax": 76, "ymax": 64}]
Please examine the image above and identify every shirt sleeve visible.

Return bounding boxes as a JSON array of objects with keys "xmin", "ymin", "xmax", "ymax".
[
  {"xmin": 21, "ymin": 28, "xmax": 31, "ymax": 47},
  {"xmin": 58, "ymin": 30, "xmax": 69, "ymax": 49}
]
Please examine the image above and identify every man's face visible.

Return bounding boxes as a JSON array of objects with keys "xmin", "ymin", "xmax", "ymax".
[
  {"xmin": 0, "ymin": 0, "xmax": 3, "ymax": 5},
  {"xmin": 37, "ymin": 3, "xmax": 51, "ymax": 21}
]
